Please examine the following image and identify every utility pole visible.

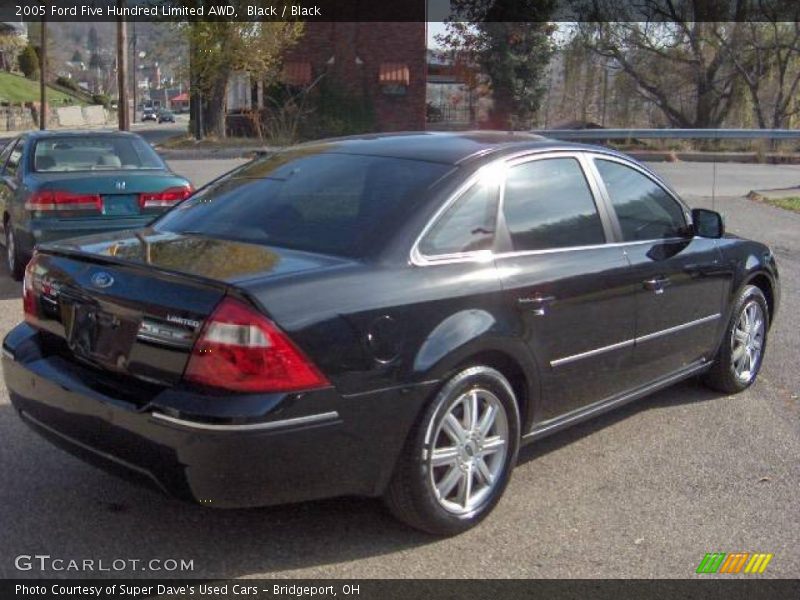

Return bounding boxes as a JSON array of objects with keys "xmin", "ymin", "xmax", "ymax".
[
  {"xmin": 116, "ymin": 0, "xmax": 130, "ymax": 130},
  {"xmin": 38, "ymin": 12, "xmax": 47, "ymax": 130},
  {"xmin": 131, "ymin": 21, "xmax": 137, "ymax": 123}
]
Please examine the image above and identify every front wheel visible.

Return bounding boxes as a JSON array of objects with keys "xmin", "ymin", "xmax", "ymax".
[
  {"xmin": 704, "ymin": 285, "xmax": 769, "ymax": 393},
  {"xmin": 384, "ymin": 366, "xmax": 520, "ymax": 535}
]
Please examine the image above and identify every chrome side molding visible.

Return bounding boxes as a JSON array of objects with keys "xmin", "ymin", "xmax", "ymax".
[
  {"xmin": 151, "ymin": 411, "xmax": 341, "ymax": 432},
  {"xmin": 550, "ymin": 313, "xmax": 721, "ymax": 368}
]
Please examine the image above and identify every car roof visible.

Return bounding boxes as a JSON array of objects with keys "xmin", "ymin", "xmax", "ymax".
[
  {"xmin": 23, "ymin": 130, "xmax": 145, "ymax": 141},
  {"xmin": 290, "ymin": 131, "xmax": 623, "ymax": 166}
]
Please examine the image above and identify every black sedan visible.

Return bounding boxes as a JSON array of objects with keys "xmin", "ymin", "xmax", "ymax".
[{"xmin": 2, "ymin": 132, "xmax": 779, "ymax": 534}]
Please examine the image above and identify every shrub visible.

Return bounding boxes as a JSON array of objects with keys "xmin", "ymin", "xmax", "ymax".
[
  {"xmin": 18, "ymin": 44, "xmax": 39, "ymax": 79},
  {"xmin": 55, "ymin": 76, "xmax": 79, "ymax": 91},
  {"xmin": 91, "ymin": 93, "xmax": 110, "ymax": 107}
]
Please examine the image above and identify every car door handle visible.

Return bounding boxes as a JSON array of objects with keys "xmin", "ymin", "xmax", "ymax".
[
  {"xmin": 643, "ymin": 277, "xmax": 671, "ymax": 294},
  {"xmin": 517, "ymin": 294, "xmax": 556, "ymax": 316}
]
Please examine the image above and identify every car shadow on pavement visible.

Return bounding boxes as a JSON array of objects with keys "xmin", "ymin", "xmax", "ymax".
[
  {"xmin": 517, "ymin": 378, "xmax": 721, "ymax": 466},
  {"xmin": 0, "ymin": 377, "xmax": 727, "ymax": 579},
  {"xmin": 0, "ymin": 268, "xmax": 721, "ymax": 576},
  {"xmin": 0, "ymin": 263, "xmax": 22, "ymax": 301},
  {"xmin": 0, "ymin": 401, "xmax": 436, "ymax": 579}
]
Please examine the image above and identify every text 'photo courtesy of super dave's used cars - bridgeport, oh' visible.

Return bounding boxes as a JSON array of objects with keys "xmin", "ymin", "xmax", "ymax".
[{"xmin": 0, "ymin": 131, "xmax": 779, "ymax": 535}]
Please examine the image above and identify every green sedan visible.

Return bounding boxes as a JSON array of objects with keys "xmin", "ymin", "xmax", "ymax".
[{"xmin": 0, "ymin": 131, "xmax": 193, "ymax": 279}]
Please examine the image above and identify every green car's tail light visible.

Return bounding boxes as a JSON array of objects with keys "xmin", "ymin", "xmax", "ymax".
[
  {"xmin": 25, "ymin": 190, "xmax": 102, "ymax": 212},
  {"xmin": 184, "ymin": 297, "xmax": 330, "ymax": 393},
  {"xmin": 139, "ymin": 185, "xmax": 194, "ymax": 209}
]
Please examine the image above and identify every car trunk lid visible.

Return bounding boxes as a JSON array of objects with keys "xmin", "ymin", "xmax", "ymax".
[{"xmin": 25, "ymin": 231, "xmax": 353, "ymax": 387}]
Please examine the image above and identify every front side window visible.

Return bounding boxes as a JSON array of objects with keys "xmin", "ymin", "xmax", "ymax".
[
  {"xmin": 419, "ymin": 178, "xmax": 498, "ymax": 256},
  {"xmin": 594, "ymin": 159, "xmax": 687, "ymax": 241},
  {"xmin": 502, "ymin": 157, "xmax": 605, "ymax": 252}
]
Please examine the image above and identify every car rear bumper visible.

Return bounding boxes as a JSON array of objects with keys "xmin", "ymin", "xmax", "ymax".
[
  {"xmin": 18, "ymin": 218, "xmax": 156, "ymax": 252},
  {"xmin": 3, "ymin": 324, "xmax": 434, "ymax": 508}
]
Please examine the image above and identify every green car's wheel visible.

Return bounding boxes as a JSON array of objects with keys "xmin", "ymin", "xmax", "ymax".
[{"xmin": 6, "ymin": 223, "xmax": 25, "ymax": 281}]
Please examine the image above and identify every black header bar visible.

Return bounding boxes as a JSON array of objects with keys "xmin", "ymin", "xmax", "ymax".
[{"xmin": 1, "ymin": 0, "xmax": 799, "ymax": 23}]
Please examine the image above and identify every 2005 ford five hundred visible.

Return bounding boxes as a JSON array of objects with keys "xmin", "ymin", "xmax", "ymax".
[{"xmin": 3, "ymin": 132, "xmax": 779, "ymax": 534}]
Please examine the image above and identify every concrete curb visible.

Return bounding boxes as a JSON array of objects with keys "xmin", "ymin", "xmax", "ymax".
[
  {"xmin": 627, "ymin": 150, "xmax": 800, "ymax": 164},
  {"xmin": 746, "ymin": 188, "xmax": 800, "ymax": 202},
  {"xmin": 157, "ymin": 146, "xmax": 279, "ymax": 160}
]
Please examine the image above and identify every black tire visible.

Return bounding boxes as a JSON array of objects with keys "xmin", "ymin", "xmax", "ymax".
[
  {"xmin": 5, "ymin": 223, "xmax": 25, "ymax": 281},
  {"xmin": 703, "ymin": 285, "xmax": 769, "ymax": 394},
  {"xmin": 384, "ymin": 366, "xmax": 520, "ymax": 535}
]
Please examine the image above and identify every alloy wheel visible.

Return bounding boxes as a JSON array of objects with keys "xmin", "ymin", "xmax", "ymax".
[
  {"xmin": 731, "ymin": 300, "xmax": 765, "ymax": 384},
  {"xmin": 426, "ymin": 387, "xmax": 509, "ymax": 515}
]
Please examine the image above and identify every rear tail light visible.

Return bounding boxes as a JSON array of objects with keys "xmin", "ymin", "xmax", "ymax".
[
  {"xmin": 22, "ymin": 255, "xmax": 39, "ymax": 324},
  {"xmin": 25, "ymin": 190, "xmax": 101, "ymax": 212},
  {"xmin": 184, "ymin": 297, "xmax": 329, "ymax": 393},
  {"xmin": 139, "ymin": 185, "xmax": 193, "ymax": 209}
]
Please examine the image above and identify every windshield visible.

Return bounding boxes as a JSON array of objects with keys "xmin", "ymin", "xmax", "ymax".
[
  {"xmin": 154, "ymin": 151, "xmax": 451, "ymax": 258},
  {"xmin": 33, "ymin": 136, "xmax": 165, "ymax": 172}
]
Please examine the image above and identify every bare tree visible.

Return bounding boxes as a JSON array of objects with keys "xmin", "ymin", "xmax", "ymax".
[
  {"xmin": 715, "ymin": 17, "xmax": 800, "ymax": 129},
  {"xmin": 574, "ymin": 1, "xmax": 747, "ymax": 128}
]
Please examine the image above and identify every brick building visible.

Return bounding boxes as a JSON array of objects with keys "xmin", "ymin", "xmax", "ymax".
[{"xmin": 281, "ymin": 22, "xmax": 426, "ymax": 132}]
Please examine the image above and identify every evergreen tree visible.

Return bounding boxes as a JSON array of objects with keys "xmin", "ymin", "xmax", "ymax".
[
  {"xmin": 439, "ymin": 0, "xmax": 556, "ymax": 129},
  {"xmin": 18, "ymin": 44, "xmax": 39, "ymax": 79}
]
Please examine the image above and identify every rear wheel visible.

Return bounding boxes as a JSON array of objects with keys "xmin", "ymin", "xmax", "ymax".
[
  {"xmin": 703, "ymin": 285, "xmax": 769, "ymax": 393},
  {"xmin": 5, "ymin": 223, "xmax": 25, "ymax": 281},
  {"xmin": 384, "ymin": 366, "xmax": 520, "ymax": 535}
]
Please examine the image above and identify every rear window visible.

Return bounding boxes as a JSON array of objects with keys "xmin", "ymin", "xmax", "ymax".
[
  {"xmin": 33, "ymin": 136, "xmax": 164, "ymax": 172},
  {"xmin": 154, "ymin": 152, "xmax": 450, "ymax": 258}
]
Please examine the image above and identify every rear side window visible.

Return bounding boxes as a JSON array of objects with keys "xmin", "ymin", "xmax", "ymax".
[
  {"xmin": 594, "ymin": 159, "xmax": 687, "ymax": 241},
  {"xmin": 419, "ymin": 178, "xmax": 498, "ymax": 256},
  {"xmin": 32, "ymin": 136, "xmax": 164, "ymax": 172},
  {"xmin": 155, "ymin": 152, "xmax": 450, "ymax": 258},
  {"xmin": 502, "ymin": 157, "xmax": 605, "ymax": 252}
]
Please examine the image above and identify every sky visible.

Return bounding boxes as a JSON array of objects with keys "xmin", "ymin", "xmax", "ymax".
[{"xmin": 427, "ymin": 22, "xmax": 447, "ymax": 49}]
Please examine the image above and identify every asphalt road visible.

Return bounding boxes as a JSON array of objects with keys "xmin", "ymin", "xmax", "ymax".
[{"xmin": 0, "ymin": 160, "xmax": 797, "ymax": 579}]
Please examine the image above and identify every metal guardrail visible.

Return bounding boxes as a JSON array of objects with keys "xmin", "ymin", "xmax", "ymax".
[{"xmin": 530, "ymin": 129, "xmax": 800, "ymax": 141}]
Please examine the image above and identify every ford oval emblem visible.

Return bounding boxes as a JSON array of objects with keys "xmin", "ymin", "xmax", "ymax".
[{"xmin": 91, "ymin": 272, "xmax": 115, "ymax": 288}]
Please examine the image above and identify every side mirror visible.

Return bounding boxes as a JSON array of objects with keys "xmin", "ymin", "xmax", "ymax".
[{"xmin": 692, "ymin": 208, "xmax": 724, "ymax": 239}]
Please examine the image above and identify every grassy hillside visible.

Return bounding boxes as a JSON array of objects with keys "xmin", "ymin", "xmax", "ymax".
[{"xmin": 0, "ymin": 72, "xmax": 85, "ymax": 105}]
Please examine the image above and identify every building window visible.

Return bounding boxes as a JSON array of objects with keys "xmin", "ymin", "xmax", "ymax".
[
  {"xmin": 281, "ymin": 62, "xmax": 312, "ymax": 86},
  {"xmin": 379, "ymin": 62, "xmax": 410, "ymax": 95}
]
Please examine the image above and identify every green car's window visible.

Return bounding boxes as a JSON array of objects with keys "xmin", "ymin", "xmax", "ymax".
[
  {"xmin": 0, "ymin": 139, "xmax": 17, "ymax": 173},
  {"xmin": 5, "ymin": 139, "xmax": 24, "ymax": 179},
  {"xmin": 33, "ymin": 136, "xmax": 164, "ymax": 172}
]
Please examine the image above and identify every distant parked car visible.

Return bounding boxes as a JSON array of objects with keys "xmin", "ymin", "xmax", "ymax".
[
  {"xmin": 142, "ymin": 108, "xmax": 157, "ymax": 122},
  {"xmin": 157, "ymin": 110, "xmax": 176, "ymax": 123},
  {"xmin": 0, "ymin": 131, "xmax": 193, "ymax": 279}
]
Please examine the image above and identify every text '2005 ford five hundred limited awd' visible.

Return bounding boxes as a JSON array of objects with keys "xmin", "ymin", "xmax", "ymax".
[{"xmin": 3, "ymin": 132, "xmax": 779, "ymax": 534}]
